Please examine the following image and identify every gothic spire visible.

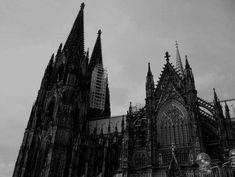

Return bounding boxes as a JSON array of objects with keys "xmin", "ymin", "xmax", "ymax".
[
  {"xmin": 57, "ymin": 43, "xmax": 63, "ymax": 54},
  {"xmin": 44, "ymin": 54, "xmax": 54, "ymax": 77},
  {"xmin": 129, "ymin": 102, "xmax": 132, "ymax": 113},
  {"xmin": 225, "ymin": 101, "xmax": 231, "ymax": 119},
  {"xmin": 89, "ymin": 29, "xmax": 103, "ymax": 71},
  {"xmin": 103, "ymin": 76, "xmax": 111, "ymax": 117},
  {"xmin": 121, "ymin": 116, "xmax": 125, "ymax": 133},
  {"xmin": 184, "ymin": 55, "xmax": 195, "ymax": 91},
  {"xmin": 213, "ymin": 88, "xmax": 218, "ymax": 104},
  {"xmin": 147, "ymin": 62, "xmax": 152, "ymax": 76},
  {"xmin": 63, "ymin": 2, "xmax": 85, "ymax": 55},
  {"xmin": 40, "ymin": 54, "xmax": 54, "ymax": 88},
  {"xmin": 175, "ymin": 41, "xmax": 184, "ymax": 77},
  {"xmin": 146, "ymin": 62, "xmax": 154, "ymax": 98},
  {"xmin": 185, "ymin": 55, "xmax": 191, "ymax": 69}
]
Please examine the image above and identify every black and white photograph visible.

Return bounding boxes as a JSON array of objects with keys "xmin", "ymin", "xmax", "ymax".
[{"xmin": 1, "ymin": 0, "xmax": 235, "ymax": 177}]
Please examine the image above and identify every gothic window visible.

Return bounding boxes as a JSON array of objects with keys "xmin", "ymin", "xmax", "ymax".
[
  {"xmin": 157, "ymin": 100, "xmax": 189, "ymax": 148},
  {"xmin": 133, "ymin": 118, "xmax": 147, "ymax": 148}
]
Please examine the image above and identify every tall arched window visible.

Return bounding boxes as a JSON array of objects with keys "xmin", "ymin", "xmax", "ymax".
[{"xmin": 157, "ymin": 100, "xmax": 189, "ymax": 147}]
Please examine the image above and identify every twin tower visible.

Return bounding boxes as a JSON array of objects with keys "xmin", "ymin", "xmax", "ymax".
[{"xmin": 13, "ymin": 3, "xmax": 111, "ymax": 177}]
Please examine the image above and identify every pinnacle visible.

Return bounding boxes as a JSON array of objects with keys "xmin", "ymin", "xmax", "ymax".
[
  {"xmin": 98, "ymin": 29, "xmax": 102, "ymax": 37},
  {"xmin": 147, "ymin": 62, "xmax": 152, "ymax": 75},
  {"xmin": 175, "ymin": 41, "xmax": 184, "ymax": 77},
  {"xmin": 80, "ymin": 2, "xmax": 85, "ymax": 10},
  {"xmin": 165, "ymin": 51, "xmax": 170, "ymax": 63},
  {"xmin": 185, "ymin": 55, "xmax": 190, "ymax": 69}
]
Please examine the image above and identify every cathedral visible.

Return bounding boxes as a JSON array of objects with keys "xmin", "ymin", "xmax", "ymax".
[{"xmin": 13, "ymin": 3, "xmax": 235, "ymax": 177}]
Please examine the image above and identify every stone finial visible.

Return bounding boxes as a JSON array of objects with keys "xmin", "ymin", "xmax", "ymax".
[
  {"xmin": 80, "ymin": 2, "xmax": 85, "ymax": 10},
  {"xmin": 165, "ymin": 51, "xmax": 170, "ymax": 63},
  {"xmin": 98, "ymin": 29, "xmax": 102, "ymax": 37}
]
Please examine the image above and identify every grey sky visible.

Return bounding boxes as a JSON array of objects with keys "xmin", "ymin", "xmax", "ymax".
[{"xmin": 1, "ymin": 0, "xmax": 235, "ymax": 176}]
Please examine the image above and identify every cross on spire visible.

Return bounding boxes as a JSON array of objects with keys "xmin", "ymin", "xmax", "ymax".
[{"xmin": 165, "ymin": 51, "xmax": 170, "ymax": 63}]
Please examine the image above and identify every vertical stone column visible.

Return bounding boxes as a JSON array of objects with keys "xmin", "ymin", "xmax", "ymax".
[{"xmin": 102, "ymin": 141, "xmax": 108, "ymax": 177}]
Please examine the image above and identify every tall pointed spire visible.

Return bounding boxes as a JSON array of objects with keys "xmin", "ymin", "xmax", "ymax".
[
  {"xmin": 103, "ymin": 76, "xmax": 111, "ymax": 117},
  {"xmin": 146, "ymin": 62, "xmax": 154, "ymax": 98},
  {"xmin": 44, "ymin": 54, "xmax": 54, "ymax": 78},
  {"xmin": 175, "ymin": 41, "xmax": 184, "ymax": 77},
  {"xmin": 121, "ymin": 116, "xmax": 125, "ymax": 133},
  {"xmin": 225, "ymin": 101, "xmax": 231, "ymax": 119},
  {"xmin": 185, "ymin": 55, "xmax": 190, "ymax": 69},
  {"xmin": 89, "ymin": 29, "xmax": 103, "ymax": 71},
  {"xmin": 63, "ymin": 2, "xmax": 85, "ymax": 55},
  {"xmin": 213, "ymin": 88, "xmax": 218, "ymax": 104},
  {"xmin": 129, "ymin": 102, "xmax": 132, "ymax": 114},
  {"xmin": 147, "ymin": 63, "xmax": 152, "ymax": 76}
]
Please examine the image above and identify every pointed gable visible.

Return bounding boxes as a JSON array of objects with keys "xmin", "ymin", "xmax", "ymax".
[{"xmin": 156, "ymin": 52, "xmax": 184, "ymax": 94}]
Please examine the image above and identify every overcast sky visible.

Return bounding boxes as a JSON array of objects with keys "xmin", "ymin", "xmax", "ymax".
[{"xmin": 1, "ymin": 0, "xmax": 235, "ymax": 176}]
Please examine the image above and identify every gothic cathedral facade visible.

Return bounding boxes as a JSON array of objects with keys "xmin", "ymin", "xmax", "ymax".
[{"xmin": 13, "ymin": 3, "xmax": 235, "ymax": 177}]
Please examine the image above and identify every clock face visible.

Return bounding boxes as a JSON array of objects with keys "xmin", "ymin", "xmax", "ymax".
[{"xmin": 157, "ymin": 100, "xmax": 187, "ymax": 127}]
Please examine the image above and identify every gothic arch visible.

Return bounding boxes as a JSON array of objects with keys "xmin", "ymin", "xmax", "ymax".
[
  {"xmin": 132, "ymin": 116, "xmax": 147, "ymax": 147},
  {"xmin": 156, "ymin": 99, "xmax": 189, "ymax": 147}
]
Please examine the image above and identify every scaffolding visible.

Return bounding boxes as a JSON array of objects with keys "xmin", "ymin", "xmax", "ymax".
[{"xmin": 89, "ymin": 64, "xmax": 107, "ymax": 111}]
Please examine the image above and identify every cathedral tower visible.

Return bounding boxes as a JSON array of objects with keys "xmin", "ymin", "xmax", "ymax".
[{"xmin": 13, "ymin": 3, "xmax": 110, "ymax": 177}]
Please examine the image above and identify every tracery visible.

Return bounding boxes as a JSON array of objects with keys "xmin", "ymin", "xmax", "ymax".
[{"xmin": 157, "ymin": 100, "xmax": 189, "ymax": 147}]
